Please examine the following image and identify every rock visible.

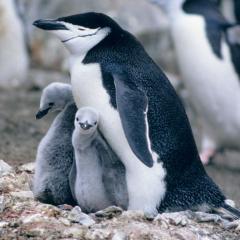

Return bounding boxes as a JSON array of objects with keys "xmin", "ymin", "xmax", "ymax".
[
  {"xmin": 95, "ymin": 206, "xmax": 123, "ymax": 219},
  {"xmin": 121, "ymin": 210, "xmax": 145, "ymax": 220},
  {"xmin": 68, "ymin": 206, "xmax": 95, "ymax": 226},
  {"xmin": 63, "ymin": 226, "xmax": 86, "ymax": 238},
  {"xmin": 10, "ymin": 191, "xmax": 34, "ymax": 200},
  {"xmin": 112, "ymin": 231, "xmax": 128, "ymax": 240},
  {"xmin": 58, "ymin": 204, "xmax": 74, "ymax": 211},
  {"xmin": 0, "ymin": 196, "xmax": 5, "ymax": 213},
  {"xmin": 0, "ymin": 221, "xmax": 8, "ymax": 228},
  {"xmin": 17, "ymin": 162, "xmax": 35, "ymax": 173},
  {"xmin": 0, "ymin": 160, "xmax": 12, "ymax": 177},
  {"xmin": 172, "ymin": 229, "xmax": 200, "ymax": 240},
  {"xmin": 59, "ymin": 217, "xmax": 71, "ymax": 226},
  {"xmin": 20, "ymin": 213, "xmax": 43, "ymax": 224},
  {"xmin": 1, "ymin": 163, "xmax": 240, "ymax": 239}
]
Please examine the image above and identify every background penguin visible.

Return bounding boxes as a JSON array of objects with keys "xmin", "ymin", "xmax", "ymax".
[
  {"xmin": 33, "ymin": 82, "xmax": 77, "ymax": 206},
  {"xmin": 153, "ymin": 0, "xmax": 240, "ymax": 165},
  {"xmin": 234, "ymin": 0, "xmax": 240, "ymax": 22},
  {"xmin": 34, "ymin": 12, "xmax": 240, "ymax": 217},
  {"xmin": 0, "ymin": 0, "xmax": 28, "ymax": 88},
  {"xmin": 219, "ymin": 0, "xmax": 240, "ymax": 22},
  {"xmin": 70, "ymin": 107, "xmax": 128, "ymax": 213}
]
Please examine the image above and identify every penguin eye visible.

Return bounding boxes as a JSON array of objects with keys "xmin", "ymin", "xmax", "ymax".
[
  {"xmin": 76, "ymin": 117, "xmax": 79, "ymax": 121},
  {"xmin": 94, "ymin": 121, "xmax": 97, "ymax": 125},
  {"xmin": 48, "ymin": 102, "xmax": 54, "ymax": 107}
]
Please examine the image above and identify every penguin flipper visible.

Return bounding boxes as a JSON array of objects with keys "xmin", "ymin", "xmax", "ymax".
[
  {"xmin": 113, "ymin": 73, "xmax": 154, "ymax": 168},
  {"xmin": 226, "ymin": 25, "xmax": 240, "ymax": 78}
]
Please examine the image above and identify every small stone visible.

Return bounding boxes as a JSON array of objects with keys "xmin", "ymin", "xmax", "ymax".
[
  {"xmin": 0, "ymin": 160, "xmax": 12, "ymax": 177},
  {"xmin": 172, "ymin": 229, "xmax": 198, "ymax": 240},
  {"xmin": 0, "ymin": 196, "xmax": 5, "ymax": 213},
  {"xmin": 21, "ymin": 213, "xmax": 42, "ymax": 224},
  {"xmin": 10, "ymin": 191, "xmax": 34, "ymax": 200},
  {"xmin": 0, "ymin": 221, "xmax": 9, "ymax": 228},
  {"xmin": 68, "ymin": 206, "xmax": 95, "ymax": 226},
  {"xmin": 121, "ymin": 210, "xmax": 145, "ymax": 220},
  {"xmin": 59, "ymin": 217, "xmax": 71, "ymax": 226},
  {"xmin": 18, "ymin": 162, "xmax": 35, "ymax": 173},
  {"xmin": 63, "ymin": 226, "xmax": 86, "ymax": 238},
  {"xmin": 112, "ymin": 231, "xmax": 128, "ymax": 240},
  {"xmin": 58, "ymin": 204, "xmax": 73, "ymax": 211},
  {"xmin": 95, "ymin": 206, "xmax": 123, "ymax": 219}
]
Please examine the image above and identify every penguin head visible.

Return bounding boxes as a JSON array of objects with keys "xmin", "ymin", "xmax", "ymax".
[
  {"xmin": 36, "ymin": 82, "xmax": 73, "ymax": 119},
  {"xmin": 152, "ymin": 0, "xmax": 219, "ymax": 13},
  {"xmin": 33, "ymin": 12, "xmax": 121, "ymax": 55},
  {"xmin": 74, "ymin": 107, "xmax": 99, "ymax": 135}
]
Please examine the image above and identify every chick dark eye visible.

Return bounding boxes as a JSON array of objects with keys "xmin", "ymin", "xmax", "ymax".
[
  {"xmin": 94, "ymin": 121, "xmax": 97, "ymax": 125},
  {"xmin": 76, "ymin": 117, "xmax": 79, "ymax": 121},
  {"xmin": 48, "ymin": 102, "xmax": 54, "ymax": 107}
]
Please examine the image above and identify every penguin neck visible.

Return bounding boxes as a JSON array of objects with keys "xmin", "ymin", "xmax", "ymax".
[
  {"xmin": 69, "ymin": 53, "xmax": 87, "ymax": 68},
  {"xmin": 73, "ymin": 128, "xmax": 98, "ymax": 151}
]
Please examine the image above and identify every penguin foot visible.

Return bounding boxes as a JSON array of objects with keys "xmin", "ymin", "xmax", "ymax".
[
  {"xmin": 94, "ymin": 206, "xmax": 123, "ymax": 219},
  {"xmin": 192, "ymin": 211, "xmax": 223, "ymax": 223},
  {"xmin": 144, "ymin": 210, "xmax": 158, "ymax": 220},
  {"xmin": 200, "ymin": 149, "xmax": 216, "ymax": 165},
  {"xmin": 191, "ymin": 211, "xmax": 240, "ymax": 230},
  {"xmin": 223, "ymin": 219, "xmax": 240, "ymax": 230}
]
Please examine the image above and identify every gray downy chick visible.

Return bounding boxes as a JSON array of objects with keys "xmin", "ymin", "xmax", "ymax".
[
  {"xmin": 33, "ymin": 82, "xmax": 77, "ymax": 205},
  {"xmin": 70, "ymin": 107, "xmax": 128, "ymax": 213}
]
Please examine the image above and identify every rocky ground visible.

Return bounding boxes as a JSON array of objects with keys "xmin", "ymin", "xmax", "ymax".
[{"xmin": 0, "ymin": 160, "xmax": 240, "ymax": 240}]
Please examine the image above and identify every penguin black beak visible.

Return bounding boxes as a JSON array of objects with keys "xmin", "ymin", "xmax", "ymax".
[
  {"xmin": 36, "ymin": 107, "xmax": 51, "ymax": 119},
  {"xmin": 33, "ymin": 19, "xmax": 68, "ymax": 31},
  {"xmin": 80, "ymin": 122, "xmax": 93, "ymax": 130}
]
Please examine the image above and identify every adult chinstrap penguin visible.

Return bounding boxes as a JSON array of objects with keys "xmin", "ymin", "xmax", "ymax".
[
  {"xmin": 33, "ymin": 12, "xmax": 239, "ymax": 217},
  {"xmin": 153, "ymin": 0, "xmax": 240, "ymax": 166},
  {"xmin": 33, "ymin": 82, "xmax": 77, "ymax": 206},
  {"xmin": 70, "ymin": 107, "xmax": 128, "ymax": 213}
]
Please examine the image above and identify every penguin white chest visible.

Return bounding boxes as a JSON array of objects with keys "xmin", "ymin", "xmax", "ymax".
[
  {"xmin": 170, "ymin": 13, "xmax": 240, "ymax": 144},
  {"xmin": 70, "ymin": 56, "xmax": 166, "ymax": 214},
  {"xmin": 70, "ymin": 57, "xmax": 126, "ymax": 155}
]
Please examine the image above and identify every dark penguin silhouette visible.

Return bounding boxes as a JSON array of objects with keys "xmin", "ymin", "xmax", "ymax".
[{"xmin": 33, "ymin": 12, "xmax": 240, "ymax": 217}]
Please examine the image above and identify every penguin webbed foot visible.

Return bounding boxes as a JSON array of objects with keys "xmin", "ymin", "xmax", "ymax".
[
  {"xmin": 191, "ymin": 211, "xmax": 240, "ymax": 230},
  {"xmin": 200, "ymin": 149, "xmax": 217, "ymax": 165},
  {"xmin": 191, "ymin": 211, "xmax": 223, "ymax": 223}
]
